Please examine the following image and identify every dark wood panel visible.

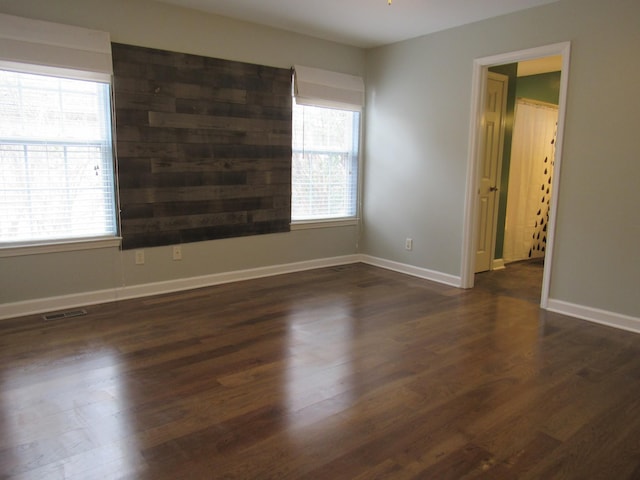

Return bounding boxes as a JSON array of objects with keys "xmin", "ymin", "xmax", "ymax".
[
  {"xmin": 121, "ymin": 211, "xmax": 249, "ymax": 234},
  {"xmin": 150, "ymin": 156, "xmax": 291, "ymax": 173},
  {"xmin": 172, "ymin": 84, "xmax": 247, "ymax": 104},
  {"xmin": 117, "ymin": 171, "xmax": 248, "ymax": 189},
  {"xmin": 147, "ymin": 111, "xmax": 291, "ymax": 132},
  {"xmin": 119, "ymin": 185, "xmax": 285, "ymax": 204},
  {"xmin": 112, "ymin": 43, "xmax": 292, "ymax": 250},
  {"xmin": 2, "ymin": 262, "xmax": 640, "ymax": 478},
  {"xmin": 175, "ymin": 98, "xmax": 291, "ymax": 120},
  {"xmin": 120, "ymin": 198, "xmax": 273, "ymax": 220}
]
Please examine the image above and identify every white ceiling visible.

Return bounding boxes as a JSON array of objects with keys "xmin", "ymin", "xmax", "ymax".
[{"xmin": 154, "ymin": 0, "xmax": 561, "ymax": 49}]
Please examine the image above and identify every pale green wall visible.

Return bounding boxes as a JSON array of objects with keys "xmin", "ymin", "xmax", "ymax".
[
  {"xmin": 363, "ymin": 0, "xmax": 640, "ymax": 317},
  {"xmin": 0, "ymin": 0, "xmax": 365, "ymax": 304},
  {"xmin": 0, "ymin": 0, "xmax": 363, "ymax": 72}
]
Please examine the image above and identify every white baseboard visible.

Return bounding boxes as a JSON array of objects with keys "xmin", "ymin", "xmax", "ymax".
[
  {"xmin": 547, "ymin": 299, "xmax": 640, "ymax": 334},
  {"xmin": 0, "ymin": 254, "xmax": 360, "ymax": 320},
  {"xmin": 360, "ymin": 255, "xmax": 462, "ymax": 287},
  {"xmin": 0, "ymin": 288, "xmax": 121, "ymax": 322},
  {"xmin": 116, "ymin": 254, "xmax": 361, "ymax": 302},
  {"xmin": 492, "ymin": 258, "xmax": 505, "ymax": 270},
  {"xmin": 5, "ymin": 255, "xmax": 637, "ymax": 338}
]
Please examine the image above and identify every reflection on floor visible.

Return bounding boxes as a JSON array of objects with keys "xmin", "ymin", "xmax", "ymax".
[
  {"xmin": 2, "ymin": 262, "xmax": 640, "ymax": 479},
  {"xmin": 474, "ymin": 257, "xmax": 544, "ymax": 304}
]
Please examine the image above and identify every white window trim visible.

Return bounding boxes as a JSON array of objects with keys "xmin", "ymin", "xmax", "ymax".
[
  {"xmin": 0, "ymin": 236, "xmax": 122, "ymax": 258},
  {"xmin": 0, "ymin": 14, "xmax": 119, "ymax": 255},
  {"xmin": 291, "ymin": 66, "xmax": 365, "ymax": 225},
  {"xmin": 290, "ymin": 115, "xmax": 362, "ymax": 222},
  {"xmin": 291, "ymin": 218, "xmax": 360, "ymax": 230}
]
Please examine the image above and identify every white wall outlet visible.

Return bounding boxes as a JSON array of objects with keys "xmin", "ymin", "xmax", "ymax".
[
  {"xmin": 405, "ymin": 238, "xmax": 413, "ymax": 251},
  {"xmin": 135, "ymin": 250, "xmax": 145, "ymax": 265},
  {"xmin": 172, "ymin": 245, "xmax": 182, "ymax": 261}
]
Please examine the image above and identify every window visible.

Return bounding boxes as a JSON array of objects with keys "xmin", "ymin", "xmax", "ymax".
[
  {"xmin": 0, "ymin": 13, "xmax": 117, "ymax": 251},
  {"xmin": 291, "ymin": 65, "xmax": 364, "ymax": 223},
  {"xmin": 0, "ymin": 70, "xmax": 117, "ymax": 245},
  {"xmin": 292, "ymin": 102, "xmax": 360, "ymax": 221}
]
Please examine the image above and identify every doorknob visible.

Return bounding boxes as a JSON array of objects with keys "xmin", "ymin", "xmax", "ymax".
[{"xmin": 489, "ymin": 186, "xmax": 498, "ymax": 192}]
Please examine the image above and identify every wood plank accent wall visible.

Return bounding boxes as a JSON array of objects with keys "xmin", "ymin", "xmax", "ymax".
[{"xmin": 112, "ymin": 43, "xmax": 292, "ymax": 250}]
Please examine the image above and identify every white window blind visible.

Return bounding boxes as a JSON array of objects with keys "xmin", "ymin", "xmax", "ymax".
[
  {"xmin": 0, "ymin": 70, "xmax": 117, "ymax": 244},
  {"xmin": 292, "ymin": 102, "xmax": 360, "ymax": 221},
  {"xmin": 293, "ymin": 65, "xmax": 364, "ymax": 111},
  {"xmin": 0, "ymin": 14, "xmax": 117, "ymax": 247},
  {"xmin": 0, "ymin": 13, "xmax": 113, "ymax": 81}
]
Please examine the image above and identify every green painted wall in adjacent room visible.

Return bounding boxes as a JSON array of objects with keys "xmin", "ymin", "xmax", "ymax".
[{"xmin": 517, "ymin": 71, "xmax": 562, "ymax": 105}]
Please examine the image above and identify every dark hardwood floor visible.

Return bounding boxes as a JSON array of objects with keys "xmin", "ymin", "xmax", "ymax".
[{"xmin": 2, "ymin": 262, "xmax": 640, "ymax": 479}]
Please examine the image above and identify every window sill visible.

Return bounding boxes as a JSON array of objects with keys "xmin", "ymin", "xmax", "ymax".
[
  {"xmin": 0, "ymin": 237, "xmax": 122, "ymax": 258},
  {"xmin": 291, "ymin": 218, "xmax": 359, "ymax": 230}
]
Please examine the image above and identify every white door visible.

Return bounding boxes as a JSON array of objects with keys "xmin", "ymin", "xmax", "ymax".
[{"xmin": 475, "ymin": 71, "xmax": 508, "ymax": 273}]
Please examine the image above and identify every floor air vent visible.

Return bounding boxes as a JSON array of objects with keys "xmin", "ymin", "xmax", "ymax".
[{"xmin": 42, "ymin": 309, "xmax": 88, "ymax": 321}]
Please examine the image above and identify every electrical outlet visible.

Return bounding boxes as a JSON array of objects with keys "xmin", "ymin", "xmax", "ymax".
[
  {"xmin": 405, "ymin": 238, "xmax": 413, "ymax": 251},
  {"xmin": 135, "ymin": 250, "xmax": 145, "ymax": 265},
  {"xmin": 172, "ymin": 245, "xmax": 182, "ymax": 261}
]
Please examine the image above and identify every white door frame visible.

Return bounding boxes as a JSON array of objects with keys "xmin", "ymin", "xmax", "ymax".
[{"xmin": 460, "ymin": 42, "xmax": 571, "ymax": 309}]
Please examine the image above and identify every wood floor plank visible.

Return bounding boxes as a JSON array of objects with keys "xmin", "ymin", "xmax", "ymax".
[{"xmin": 1, "ymin": 261, "xmax": 640, "ymax": 479}]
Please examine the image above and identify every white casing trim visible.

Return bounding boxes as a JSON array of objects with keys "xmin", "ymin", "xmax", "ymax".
[
  {"xmin": 547, "ymin": 299, "xmax": 640, "ymax": 335},
  {"xmin": 461, "ymin": 41, "xmax": 571, "ymax": 309},
  {"xmin": 492, "ymin": 258, "xmax": 505, "ymax": 270}
]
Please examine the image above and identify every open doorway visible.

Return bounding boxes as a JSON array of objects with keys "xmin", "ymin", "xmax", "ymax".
[
  {"xmin": 486, "ymin": 58, "xmax": 562, "ymax": 279},
  {"xmin": 461, "ymin": 42, "xmax": 571, "ymax": 309}
]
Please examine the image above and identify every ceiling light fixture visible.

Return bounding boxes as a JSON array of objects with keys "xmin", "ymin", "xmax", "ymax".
[{"xmin": 388, "ymin": 0, "xmax": 392, "ymax": 4}]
